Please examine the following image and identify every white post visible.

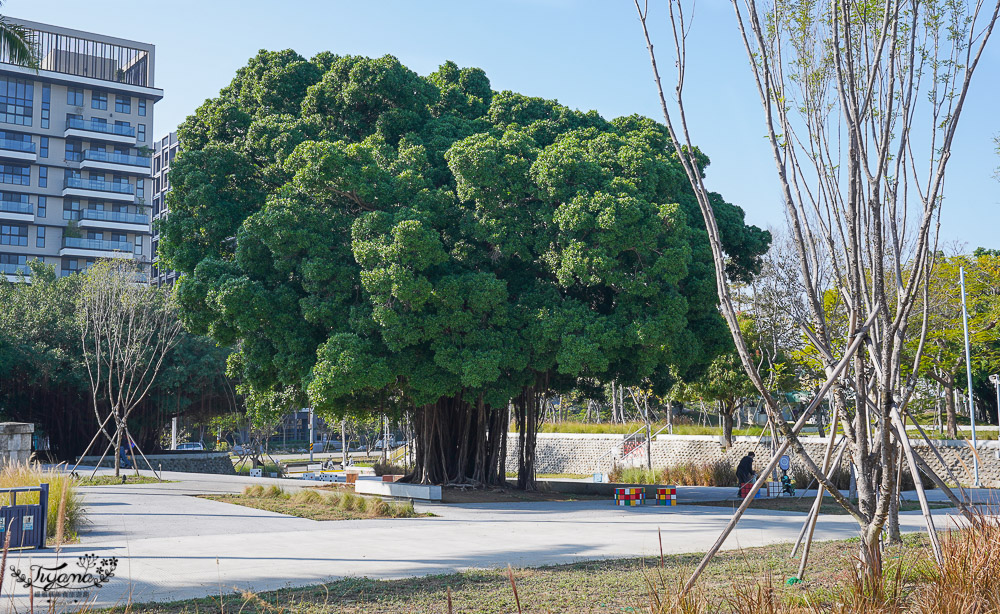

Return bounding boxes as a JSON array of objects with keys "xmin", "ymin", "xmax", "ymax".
[
  {"xmin": 341, "ymin": 418, "xmax": 348, "ymax": 468},
  {"xmin": 308, "ymin": 407, "xmax": 315, "ymax": 463},
  {"xmin": 960, "ymin": 266, "xmax": 980, "ymax": 487},
  {"xmin": 171, "ymin": 416, "xmax": 177, "ymax": 450}
]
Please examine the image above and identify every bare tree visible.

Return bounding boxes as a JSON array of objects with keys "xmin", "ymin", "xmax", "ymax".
[
  {"xmin": 75, "ymin": 260, "xmax": 182, "ymax": 477},
  {"xmin": 634, "ymin": 0, "xmax": 998, "ymax": 589}
]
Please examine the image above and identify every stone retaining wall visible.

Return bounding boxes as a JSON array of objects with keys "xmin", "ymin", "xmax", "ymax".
[
  {"xmin": 77, "ymin": 451, "xmax": 235, "ymax": 475},
  {"xmin": 0, "ymin": 422, "xmax": 33, "ymax": 466},
  {"xmin": 506, "ymin": 432, "xmax": 1000, "ymax": 486}
]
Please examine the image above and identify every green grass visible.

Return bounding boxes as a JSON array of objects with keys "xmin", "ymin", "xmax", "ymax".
[
  {"xmin": 94, "ymin": 534, "xmax": 936, "ymax": 613},
  {"xmin": 205, "ymin": 485, "xmax": 425, "ymax": 521},
  {"xmin": 505, "ymin": 472, "xmax": 592, "ymax": 479},
  {"xmin": 693, "ymin": 497, "xmax": 954, "ymax": 515},
  {"xmin": 76, "ymin": 475, "xmax": 164, "ymax": 486},
  {"xmin": 536, "ymin": 420, "xmax": 767, "ymax": 436}
]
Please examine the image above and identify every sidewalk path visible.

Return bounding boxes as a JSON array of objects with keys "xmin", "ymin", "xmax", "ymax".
[{"xmin": 0, "ymin": 468, "xmax": 976, "ymax": 610}]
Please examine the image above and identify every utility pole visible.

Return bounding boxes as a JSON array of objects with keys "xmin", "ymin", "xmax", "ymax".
[
  {"xmin": 171, "ymin": 417, "xmax": 177, "ymax": 450},
  {"xmin": 960, "ymin": 266, "xmax": 980, "ymax": 487}
]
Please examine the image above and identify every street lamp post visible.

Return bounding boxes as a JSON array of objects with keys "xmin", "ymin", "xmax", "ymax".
[{"xmin": 960, "ymin": 266, "xmax": 980, "ymax": 487}]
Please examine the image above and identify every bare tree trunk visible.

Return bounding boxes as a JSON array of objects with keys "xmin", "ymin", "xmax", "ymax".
[{"xmin": 945, "ymin": 384, "xmax": 958, "ymax": 439}]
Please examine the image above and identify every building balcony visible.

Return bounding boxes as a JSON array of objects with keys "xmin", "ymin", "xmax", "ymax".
[
  {"xmin": 78, "ymin": 208, "xmax": 149, "ymax": 231},
  {"xmin": 64, "ymin": 118, "xmax": 137, "ymax": 145},
  {"xmin": 0, "ymin": 199, "xmax": 32, "ymax": 222},
  {"xmin": 60, "ymin": 237, "xmax": 134, "ymax": 259},
  {"xmin": 0, "ymin": 138, "xmax": 36, "ymax": 162},
  {"xmin": 79, "ymin": 150, "xmax": 152, "ymax": 175},
  {"xmin": 63, "ymin": 177, "xmax": 136, "ymax": 203},
  {"xmin": 1, "ymin": 262, "xmax": 30, "ymax": 281}
]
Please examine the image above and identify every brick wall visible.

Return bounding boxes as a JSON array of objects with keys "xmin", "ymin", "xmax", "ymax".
[{"xmin": 507, "ymin": 432, "xmax": 1000, "ymax": 487}]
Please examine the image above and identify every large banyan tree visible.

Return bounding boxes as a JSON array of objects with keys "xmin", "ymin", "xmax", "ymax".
[{"xmin": 159, "ymin": 51, "xmax": 769, "ymax": 486}]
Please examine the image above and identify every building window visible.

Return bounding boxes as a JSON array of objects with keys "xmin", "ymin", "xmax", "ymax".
[
  {"xmin": 0, "ymin": 253, "xmax": 26, "ymax": 266},
  {"xmin": 65, "ymin": 141, "xmax": 81, "ymax": 161},
  {"xmin": 115, "ymin": 95, "xmax": 131, "ymax": 113},
  {"xmin": 136, "ymin": 178, "xmax": 144, "ymax": 199},
  {"xmin": 36, "ymin": 226, "xmax": 44, "ymax": 248},
  {"xmin": 92, "ymin": 90, "xmax": 107, "ymax": 110},
  {"xmin": 134, "ymin": 236, "xmax": 142, "ymax": 255},
  {"xmin": 137, "ymin": 124, "xmax": 146, "ymax": 142},
  {"xmin": 41, "ymin": 85, "xmax": 50, "ymax": 129},
  {"xmin": 0, "ymin": 77, "xmax": 33, "ymax": 126},
  {"xmin": 39, "ymin": 137, "xmax": 48, "ymax": 158},
  {"xmin": 0, "ymin": 224, "xmax": 27, "ymax": 246},
  {"xmin": 67, "ymin": 88, "xmax": 84, "ymax": 106},
  {"xmin": 37, "ymin": 196, "xmax": 46, "ymax": 217},
  {"xmin": 61, "ymin": 258, "xmax": 80, "ymax": 276},
  {"xmin": 63, "ymin": 200, "xmax": 80, "ymax": 220},
  {"xmin": 0, "ymin": 163, "xmax": 29, "ymax": 185},
  {"xmin": 38, "ymin": 166, "xmax": 47, "ymax": 188},
  {"xmin": 115, "ymin": 120, "xmax": 130, "ymax": 135},
  {"xmin": 138, "ymin": 99, "xmax": 146, "ymax": 116}
]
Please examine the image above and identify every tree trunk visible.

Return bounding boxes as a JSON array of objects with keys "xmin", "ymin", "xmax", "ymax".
[
  {"xmin": 944, "ymin": 384, "xmax": 958, "ymax": 439},
  {"xmin": 113, "ymin": 421, "xmax": 123, "ymax": 478},
  {"xmin": 514, "ymin": 385, "xmax": 542, "ymax": 491},
  {"xmin": 409, "ymin": 396, "xmax": 506, "ymax": 486},
  {"xmin": 721, "ymin": 408, "xmax": 735, "ymax": 447}
]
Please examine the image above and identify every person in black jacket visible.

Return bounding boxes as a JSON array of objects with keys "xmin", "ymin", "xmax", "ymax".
[{"xmin": 736, "ymin": 451, "xmax": 755, "ymax": 484}]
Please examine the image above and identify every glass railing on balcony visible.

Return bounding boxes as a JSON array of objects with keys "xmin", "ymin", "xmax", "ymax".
[
  {"xmin": 0, "ymin": 263, "xmax": 29, "ymax": 275},
  {"xmin": 81, "ymin": 208, "xmax": 149, "ymax": 225},
  {"xmin": 0, "ymin": 138, "xmax": 35, "ymax": 153},
  {"xmin": 0, "ymin": 199, "xmax": 31, "ymax": 214},
  {"xmin": 64, "ymin": 177, "xmax": 135, "ymax": 195},
  {"xmin": 82, "ymin": 150, "xmax": 152, "ymax": 167},
  {"xmin": 62, "ymin": 237, "xmax": 133, "ymax": 252},
  {"xmin": 65, "ymin": 118, "xmax": 136, "ymax": 138}
]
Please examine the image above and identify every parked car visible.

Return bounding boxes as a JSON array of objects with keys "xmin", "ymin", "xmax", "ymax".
[
  {"xmin": 176, "ymin": 442, "xmax": 205, "ymax": 451},
  {"xmin": 373, "ymin": 437, "xmax": 399, "ymax": 450}
]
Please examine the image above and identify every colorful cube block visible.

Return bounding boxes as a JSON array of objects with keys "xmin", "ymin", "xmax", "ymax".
[
  {"xmin": 655, "ymin": 486, "xmax": 678, "ymax": 506},
  {"xmin": 614, "ymin": 487, "xmax": 645, "ymax": 506}
]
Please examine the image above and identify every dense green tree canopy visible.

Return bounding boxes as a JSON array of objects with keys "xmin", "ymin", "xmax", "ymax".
[
  {"xmin": 0, "ymin": 263, "xmax": 231, "ymax": 458},
  {"xmin": 160, "ymin": 52, "xmax": 770, "ymax": 483}
]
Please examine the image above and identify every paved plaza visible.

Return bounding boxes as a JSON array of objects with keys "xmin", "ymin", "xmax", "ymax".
[{"xmin": 0, "ymin": 469, "xmax": 979, "ymax": 610}]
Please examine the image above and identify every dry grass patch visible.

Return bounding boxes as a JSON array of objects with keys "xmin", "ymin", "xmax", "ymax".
[{"xmin": 203, "ymin": 486, "xmax": 423, "ymax": 521}]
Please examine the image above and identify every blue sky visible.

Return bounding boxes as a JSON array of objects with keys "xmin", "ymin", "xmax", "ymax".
[{"xmin": 14, "ymin": 0, "xmax": 1000, "ymax": 249}]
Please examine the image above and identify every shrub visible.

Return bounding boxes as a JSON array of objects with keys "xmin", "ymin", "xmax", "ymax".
[
  {"xmin": 0, "ymin": 463, "xmax": 82, "ymax": 540},
  {"xmin": 372, "ymin": 461, "xmax": 411, "ymax": 477}
]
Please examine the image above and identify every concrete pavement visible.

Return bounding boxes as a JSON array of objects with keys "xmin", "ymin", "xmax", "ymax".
[{"xmin": 0, "ymin": 468, "xmax": 977, "ymax": 611}]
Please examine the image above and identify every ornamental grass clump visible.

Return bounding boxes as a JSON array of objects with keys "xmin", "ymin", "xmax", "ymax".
[
  {"xmin": 0, "ymin": 463, "xmax": 82, "ymax": 540},
  {"xmin": 609, "ymin": 460, "xmax": 736, "ymax": 487},
  {"xmin": 291, "ymin": 489, "xmax": 322, "ymax": 505},
  {"xmin": 914, "ymin": 512, "xmax": 1000, "ymax": 612}
]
